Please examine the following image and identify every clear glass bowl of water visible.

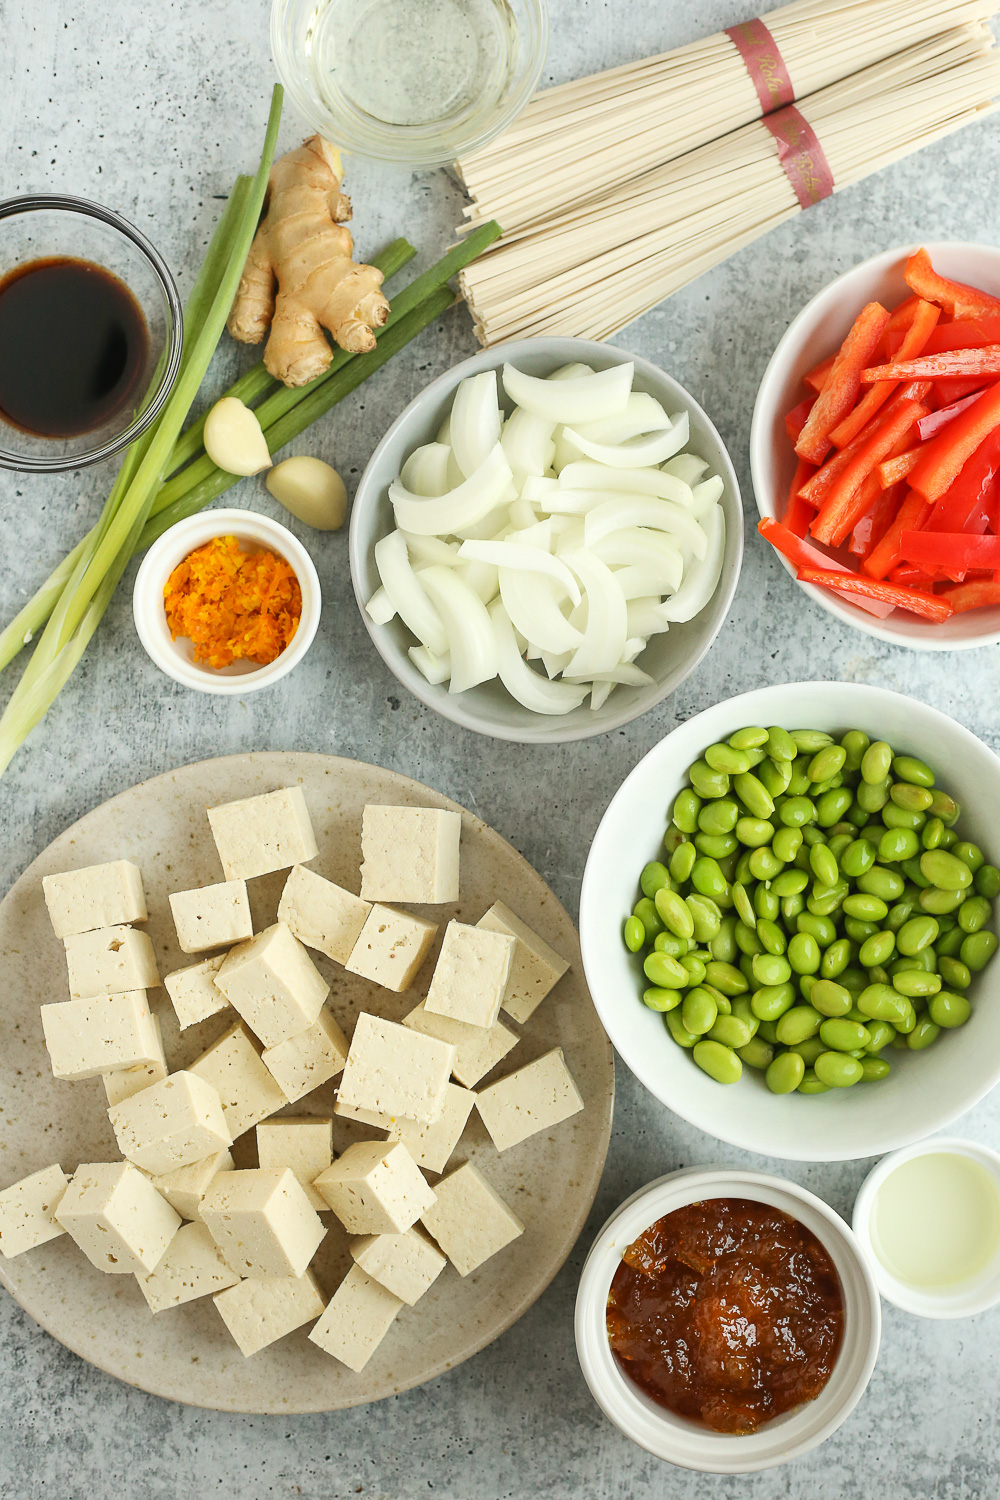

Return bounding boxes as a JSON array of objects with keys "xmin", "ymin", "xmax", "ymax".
[{"xmin": 271, "ymin": 0, "xmax": 548, "ymax": 168}]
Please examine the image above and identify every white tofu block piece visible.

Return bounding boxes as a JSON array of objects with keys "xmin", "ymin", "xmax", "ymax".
[
  {"xmin": 424, "ymin": 921, "xmax": 515, "ymax": 1030},
  {"xmin": 214, "ymin": 1270, "xmax": 326, "ymax": 1357},
  {"xmin": 55, "ymin": 1162, "xmax": 181, "ymax": 1275},
  {"xmin": 64, "ymin": 926, "xmax": 160, "ymax": 999},
  {"xmin": 43, "ymin": 860, "xmax": 147, "ymax": 940},
  {"xmin": 136, "ymin": 1220, "xmax": 239, "ymax": 1312},
  {"xmin": 475, "ymin": 1048, "xmax": 584, "ymax": 1152},
  {"xmin": 308, "ymin": 1264, "xmax": 402, "ymax": 1372},
  {"xmin": 359, "ymin": 805, "xmax": 461, "ymax": 905},
  {"xmin": 278, "ymin": 865, "xmax": 372, "ymax": 965},
  {"xmin": 168, "ymin": 880, "xmax": 252, "ymax": 955},
  {"xmin": 256, "ymin": 1118, "xmax": 333, "ymax": 1211},
  {"xmin": 313, "ymin": 1141, "xmax": 436, "ymax": 1235},
  {"xmin": 201, "ymin": 1168, "xmax": 326, "ymax": 1279},
  {"xmin": 261, "ymin": 1008, "xmax": 349, "ymax": 1103},
  {"xmin": 350, "ymin": 1227, "xmax": 446, "ymax": 1306},
  {"xmin": 41, "ymin": 990, "xmax": 160, "ymax": 1081},
  {"xmin": 333, "ymin": 1096, "xmax": 394, "ymax": 1129},
  {"xmin": 188, "ymin": 1022, "xmax": 288, "ymax": 1139},
  {"xmin": 163, "ymin": 954, "xmax": 229, "ymax": 1031},
  {"xmin": 388, "ymin": 1084, "xmax": 476, "ymax": 1175},
  {"xmin": 477, "ymin": 901, "xmax": 570, "ymax": 1025},
  {"xmin": 215, "ymin": 922, "xmax": 329, "ymax": 1049},
  {"xmin": 207, "ymin": 786, "xmax": 318, "ymax": 882},
  {"xmin": 0, "ymin": 1165, "xmax": 69, "ymax": 1258},
  {"xmin": 337, "ymin": 1013, "xmax": 454, "ymax": 1125},
  {"xmin": 148, "ymin": 1149, "xmax": 235, "ymax": 1221},
  {"xmin": 102, "ymin": 1012, "xmax": 168, "ymax": 1105},
  {"xmin": 402, "ymin": 1001, "xmax": 519, "ymax": 1090},
  {"xmin": 421, "ymin": 1162, "xmax": 523, "ymax": 1276},
  {"xmin": 109, "ymin": 1071, "xmax": 232, "ymax": 1175},
  {"xmin": 345, "ymin": 905, "xmax": 437, "ymax": 993}
]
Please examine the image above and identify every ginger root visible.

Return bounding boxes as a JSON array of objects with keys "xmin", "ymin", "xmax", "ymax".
[{"xmin": 227, "ymin": 135, "xmax": 390, "ymax": 388}]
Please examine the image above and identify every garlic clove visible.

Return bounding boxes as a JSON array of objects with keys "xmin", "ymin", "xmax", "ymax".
[
  {"xmin": 265, "ymin": 455, "xmax": 348, "ymax": 531},
  {"xmin": 203, "ymin": 397, "xmax": 272, "ymax": 476}
]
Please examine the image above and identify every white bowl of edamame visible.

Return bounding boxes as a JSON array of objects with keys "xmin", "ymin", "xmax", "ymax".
[{"xmin": 579, "ymin": 680, "xmax": 1000, "ymax": 1161}]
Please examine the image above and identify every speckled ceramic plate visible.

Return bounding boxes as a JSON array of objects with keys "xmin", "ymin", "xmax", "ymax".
[{"xmin": 0, "ymin": 751, "xmax": 614, "ymax": 1413}]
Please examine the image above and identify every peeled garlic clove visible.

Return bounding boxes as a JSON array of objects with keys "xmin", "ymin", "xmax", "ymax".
[
  {"xmin": 265, "ymin": 455, "xmax": 348, "ymax": 531},
  {"xmin": 203, "ymin": 397, "xmax": 272, "ymax": 476}
]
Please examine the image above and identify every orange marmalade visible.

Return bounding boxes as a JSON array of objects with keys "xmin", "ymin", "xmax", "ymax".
[{"xmin": 163, "ymin": 535, "xmax": 301, "ymax": 669}]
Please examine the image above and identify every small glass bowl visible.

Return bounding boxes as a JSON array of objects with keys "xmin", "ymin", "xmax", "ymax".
[{"xmin": 0, "ymin": 195, "xmax": 183, "ymax": 473}]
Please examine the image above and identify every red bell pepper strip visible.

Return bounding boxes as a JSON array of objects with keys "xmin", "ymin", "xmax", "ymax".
[
  {"xmin": 863, "ymin": 347, "xmax": 1000, "ymax": 382},
  {"xmin": 783, "ymin": 457, "xmax": 816, "ymax": 536},
  {"xmin": 757, "ymin": 519, "xmax": 894, "ymax": 617},
  {"xmin": 904, "ymin": 248, "xmax": 1000, "ymax": 321},
  {"xmin": 811, "ymin": 399, "xmax": 928, "ymax": 548},
  {"xmin": 938, "ymin": 579, "xmax": 1000, "ymax": 612},
  {"xmin": 796, "ymin": 566, "xmax": 954, "ymax": 622},
  {"xmin": 889, "ymin": 563, "xmax": 943, "ymax": 589},
  {"xmin": 804, "ymin": 353, "xmax": 836, "ymax": 394},
  {"xmin": 784, "ymin": 396, "xmax": 815, "ymax": 444},
  {"xmin": 900, "ymin": 531, "xmax": 1000, "ymax": 579},
  {"xmin": 863, "ymin": 490, "xmax": 934, "ymax": 580},
  {"xmin": 922, "ymin": 315, "xmax": 1000, "ymax": 354},
  {"xmin": 795, "ymin": 303, "xmax": 891, "ymax": 465},
  {"xmin": 926, "ymin": 431, "xmax": 1000, "ymax": 532},
  {"xmin": 850, "ymin": 481, "xmax": 904, "ymax": 559},
  {"xmin": 830, "ymin": 299, "xmax": 939, "ymax": 449},
  {"xmin": 886, "ymin": 295, "xmax": 920, "ymax": 334},
  {"xmin": 909, "ymin": 383, "xmax": 1000, "ymax": 503},
  {"xmin": 934, "ymin": 376, "xmax": 994, "ymax": 404},
  {"xmin": 798, "ymin": 381, "xmax": 932, "ymax": 508},
  {"xmin": 917, "ymin": 390, "xmax": 987, "ymax": 442},
  {"xmin": 877, "ymin": 450, "xmax": 920, "ymax": 487}
]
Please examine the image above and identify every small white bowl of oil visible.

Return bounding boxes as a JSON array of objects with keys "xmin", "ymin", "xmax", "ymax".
[{"xmin": 853, "ymin": 1138, "xmax": 1000, "ymax": 1319}]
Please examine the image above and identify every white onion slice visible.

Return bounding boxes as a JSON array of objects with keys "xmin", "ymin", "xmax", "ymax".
[
  {"xmin": 400, "ymin": 442, "xmax": 453, "ymax": 498},
  {"xmin": 390, "ymin": 443, "xmax": 513, "ymax": 535},
  {"xmin": 508, "ymin": 497, "xmax": 539, "ymax": 531},
  {"xmin": 663, "ymin": 452, "xmax": 709, "ymax": 485},
  {"xmin": 501, "ymin": 406, "xmax": 556, "ymax": 480},
  {"xmin": 563, "ymin": 411, "xmax": 690, "ymax": 469},
  {"xmin": 590, "ymin": 681, "xmax": 614, "ymax": 711},
  {"xmin": 552, "ymin": 428, "xmax": 583, "ymax": 473},
  {"xmin": 657, "ymin": 506, "xmax": 726, "ymax": 622},
  {"xmin": 584, "ymin": 497, "xmax": 708, "ymax": 558},
  {"xmin": 459, "ymin": 540, "xmax": 582, "ymax": 606},
  {"xmin": 402, "ymin": 533, "xmax": 461, "ymax": 567},
  {"xmin": 436, "ymin": 414, "xmax": 452, "ymax": 444},
  {"xmin": 571, "ymin": 392, "xmax": 671, "ymax": 445},
  {"xmin": 590, "ymin": 526, "xmax": 684, "ymax": 580},
  {"xmin": 567, "ymin": 663, "xmax": 655, "ymax": 687},
  {"xmin": 456, "ymin": 556, "xmax": 500, "ymax": 605},
  {"xmin": 558, "ymin": 461, "xmax": 692, "ymax": 504},
  {"xmin": 562, "ymin": 550, "xmax": 628, "ymax": 677},
  {"xmin": 521, "ymin": 475, "xmax": 560, "ymax": 504},
  {"xmin": 613, "ymin": 563, "xmax": 684, "ymax": 601},
  {"xmin": 374, "ymin": 532, "xmax": 448, "ymax": 656},
  {"xmin": 488, "ymin": 601, "xmax": 588, "ymax": 715},
  {"xmin": 450, "ymin": 371, "xmax": 502, "ymax": 479},
  {"xmin": 691, "ymin": 475, "xmax": 725, "ymax": 515},
  {"xmin": 365, "ymin": 586, "xmax": 396, "ymax": 625},
  {"xmin": 416, "ymin": 566, "xmax": 498, "ymax": 693},
  {"xmin": 541, "ymin": 648, "xmax": 573, "ymax": 678},
  {"xmin": 627, "ymin": 597, "xmax": 671, "ymax": 637},
  {"xmin": 623, "ymin": 636, "xmax": 647, "ymax": 663},
  {"xmin": 547, "ymin": 362, "xmax": 596, "ymax": 381},
  {"xmin": 499, "ymin": 569, "xmax": 583, "ymax": 654},
  {"xmin": 502, "ymin": 362, "xmax": 632, "ymax": 424},
  {"xmin": 409, "ymin": 645, "xmax": 451, "ymax": 685}
]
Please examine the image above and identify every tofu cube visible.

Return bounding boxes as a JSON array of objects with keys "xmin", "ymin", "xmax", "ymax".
[
  {"xmin": 43, "ymin": 860, "xmax": 147, "ymax": 939},
  {"xmin": 350, "ymin": 1227, "xmax": 446, "ymax": 1306},
  {"xmin": 256, "ymin": 1118, "xmax": 333, "ymax": 1211},
  {"xmin": 475, "ymin": 1048, "xmax": 584, "ymax": 1152},
  {"xmin": 215, "ymin": 922, "xmax": 329, "ymax": 1049},
  {"xmin": 402, "ymin": 1001, "xmax": 518, "ymax": 1090},
  {"xmin": 308, "ymin": 1264, "xmax": 402, "ymax": 1372},
  {"xmin": 424, "ymin": 921, "xmax": 515, "ymax": 1030},
  {"xmin": 421, "ymin": 1162, "xmax": 523, "ymax": 1276},
  {"xmin": 136, "ymin": 1221, "xmax": 240, "ymax": 1312},
  {"xmin": 313, "ymin": 1141, "xmax": 436, "ymax": 1235},
  {"xmin": 207, "ymin": 786, "xmax": 318, "ymax": 882},
  {"xmin": 477, "ymin": 901, "xmax": 570, "ymax": 1024},
  {"xmin": 278, "ymin": 865, "xmax": 372, "ymax": 965},
  {"xmin": 345, "ymin": 905, "xmax": 437, "ymax": 993},
  {"xmin": 214, "ymin": 1270, "xmax": 325, "ymax": 1357},
  {"xmin": 201, "ymin": 1168, "xmax": 326, "ymax": 1279},
  {"xmin": 333, "ymin": 1096, "xmax": 395, "ymax": 1129},
  {"xmin": 261, "ymin": 1008, "xmax": 349, "ymax": 1103},
  {"xmin": 109, "ymin": 1071, "xmax": 231, "ymax": 1175},
  {"xmin": 55, "ymin": 1162, "xmax": 181, "ymax": 1275},
  {"xmin": 188, "ymin": 1022, "xmax": 288, "ymax": 1139},
  {"xmin": 102, "ymin": 1012, "xmax": 168, "ymax": 1105},
  {"xmin": 64, "ymin": 926, "xmax": 160, "ymax": 999},
  {"xmin": 148, "ymin": 1149, "xmax": 234, "ymax": 1221},
  {"xmin": 337, "ymin": 1013, "xmax": 454, "ymax": 1125},
  {"xmin": 41, "ymin": 989, "xmax": 161, "ymax": 1081},
  {"xmin": 163, "ymin": 954, "xmax": 229, "ymax": 1030},
  {"xmin": 0, "ymin": 1165, "xmax": 69, "ymax": 1258},
  {"xmin": 388, "ymin": 1084, "xmax": 476, "ymax": 1175},
  {"xmin": 168, "ymin": 880, "xmax": 252, "ymax": 955},
  {"xmin": 359, "ymin": 805, "xmax": 461, "ymax": 905}
]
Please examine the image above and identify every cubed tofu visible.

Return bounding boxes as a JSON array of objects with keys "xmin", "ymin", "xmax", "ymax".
[
  {"xmin": 359, "ymin": 805, "xmax": 461, "ymax": 905},
  {"xmin": 200, "ymin": 1168, "xmax": 326, "ymax": 1279},
  {"xmin": 207, "ymin": 786, "xmax": 318, "ymax": 882},
  {"xmin": 421, "ymin": 1162, "xmax": 523, "ymax": 1276},
  {"xmin": 215, "ymin": 922, "xmax": 329, "ymax": 1049},
  {"xmin": 475, "ymin": 1048, "xmax": 584, "ymax": 1152},
  {"xmin": 43, "ymin": 860, "xmax": 147, "ymax": 940},
  {"xmin": 109, "ymin": 1071, "xmax": 231, "ymax": 1175},
  {"xmin": 188, "ymin": 1022, "xmax": 288, "ymax": 1139},
  {"xmin": 0, "ymin": 1165, "xmax": 69, "ymax": 1258},
  {"xmin": 476, "ymin": 901, "xmax": 570, "ymax": 1025},
  {"xmin": 277, "ymin": 865, "xmax": 372, "ymax": 965},
  {"xmin": 163, "ymin": 954, "xmax": 229, "ymax": 1030},
  {"xmin": 214, "ymin": 1271, "xmax": 325, "ymax": 1357},
  {"xmin": 423, "ymin": 921, "xmax": 515, "ymax": 1030},
  {"xmin": 102, "ymin": 1012, "xmax": 168, "ymax": 1105},
  {"xmin": 313, "ymin": 1141, "xmax": 436, "ymax": 1235},
  {"xmin": 136, "ymin": 1220, "xmax": 240, "ymax": 1312},
  {"xmin": 388, "ymin": 1084, "xmax": 476, "ymax": 1175},
  {"xmin": 148, "ymin": 1148, "xmax": 234, "ymax": 1221},
  {"xmin": 345, "ymin": 905, "xmax": 437, "ymax": 993},
  {"xmin": 64, "ymin": 926, "xmax": 160, "ymax": 999},
  {"xmin": 350, "ymin": 1227, "xmax": 446, "ymax": 1306},
  {"xmin": 256, "ymin": 1118, "xmax": 333, "ymax": 1211},
  {"xmin": 333, "ymin": 1097, "xmax": 394, "ymax": 1129},
  {"xmin": 55, "ymin": 1162, "xmax": 180, "ymax": 1275},
  {"xmin": 337, "ymin": 1013, "xmax": 454, "ymax": 1125},
  {"xmin": 261, "ymin": 1008, "xmax": 348, "ymax": 1103},
  {"xmin": 308, "ymin": 1264, "xmax": 402, "ymax": 1372},
  {"xmin": 402, "ymin": 1001, "xmax": 518, "ymax": 1090},
  {"xmin": 168, "ymin": 880, "xmax": 252, "ymax": 955},
  {"xmin": 41, "ymin": 989, "xmax": 161, "ymax": 1081}
]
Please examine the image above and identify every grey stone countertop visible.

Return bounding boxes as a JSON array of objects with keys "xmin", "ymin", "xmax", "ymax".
[{"xmin": 3, "ymin": 1, "xmax": 1000, "ymax": 1495}]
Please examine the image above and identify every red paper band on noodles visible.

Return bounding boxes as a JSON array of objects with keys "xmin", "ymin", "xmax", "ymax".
[
  {"xmin": 724, "ymin": 19, "xmax": 794, "ymax": 113},
  {"xmin": 764, "ymin": 105, "xmax": 836, "ymax": 209}
]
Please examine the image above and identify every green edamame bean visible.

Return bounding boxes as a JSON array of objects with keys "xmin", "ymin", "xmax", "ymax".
[
  {"xmin": 859, "ymin": 930, "xmax": 896, "ymax": 968},
  {"xmin": 705, "ymin": 743, "xmax": 750, "ymax": 775},
  {"xmin": 814, "ymin": 1051, "xmax": 864, "ymax": 1087},
  {"xmin": 654, "ymin": 886, "xmax": 695, "ymax": 940},
  {"xmin": 897, "ymin": 915, "xmax": 939, "ymax": 955},
  {"xmin": 640, "ymin": 860, "xmax": 672, "ymax": 899},
  {"xmin": 927, "ymin": 789, "xmax": 960, "ymax": 825},
  {"xmin": 843, "ymin": 892, "xmax": 889, "ymax": 922},
  {"xmin": 671, "ymin": 788, "xmax": 702, "ymax": 834},
  {"xmin": 623, "ymin": 915, "xmax": 645, "ymax": 952},
  {"xmin": 772, "ymin": 827, "xmax": 803, "ymax": 864},
  {"xmin": 737, "ymin": 1037, "xmax": 774, "ymax": 1070},
  {"xmin": 958, "ymin": 895, "xmax": 992, "ymax": 934},
  {"xmin": 808, "ymin": 882, "xmax": 849, "ymax": 917},
  {"xmin": 735, "ymin": 919, "xmax": 765, "ymax": 957},
  {"xmin": 654, "ymin": 931, "xmax": 690, "ymax": 958},
  {"xmin": 860, "ymin": 1056, "xmax": 891, "ymax": 1082},
  {"xmin": 879, "ymin": 827, "xmax": 920, "ymax": 863},
  {"xmin": 765, "ymin": 1051, "xmax": 806, "ymax": 1094},
  {"xmin": 686, "ymin": 895, "xmax": 722, "ymax": 944},
  {"xmin": 709, "ymin": 918, "xmax": 739, "ymax": 963},
  {"xmin": 798, "ymin": 973, "xmax": 818, "ymax": 1002},
  {"xmin": 772, "ymin": 868, "xmax": 809, "ymax": 898},
  {"xmin": 841, "ymin": 967, "xmax": 869, "ymax": 995},
  {"xmin": 775, "ymin": 1005, "xmax": 822, "ymax": 1046},
  {"xmin": 682, "ymin": 988, "xmax": 718, "ymax": 1035},
  {"xmin": 961, "ymin": 930, "xmax": 999, "ymax": 971},
  {"xmin": 755, "ymin": 883, "xmax": 780, "ymax": 921},
  {"xmin": 669, "ymin": 841, "xmax": 697, "ymax": 884},
  {"xmin": 920, "ymin": 849, "xmax": 974, "ymax": 891},
  {"xmin": 808, "ymin": 744, "xmax": 847, "ymax": 783},
  {"xmin": 890, "ymin": 781, "xmax": 934, "ymax": 813},
  {"xmin": 643, "ymin": 986, "xmax": 683, "ymax": 1012},
  {"xmin": 756, "ymin": 1019, "xmax": 780, "ymax": 1044},
  {"xmin": 752, "ymin": 952, "xmax": 792, "ymax": 987},
  {"xmin": 729, "ymin": 726, "xmax": 769, "ymax": 751},
  {"xmin": 868, "ymin": 965, "xmax": 891, "ymax": 987},
  {"xmin": 841, "ymin": 729, "xmax": 870, "ymax": 771},
  {"xmin": 811, "ymin": 979, "xmax": 853, "ymax": 1017},
  {"xmin": 643, "ymin": 951, "xmax": 689, "ymax": 989},
  {"xmin": 861, "ymin": 740, "xmax": 894, "ymax": 784},
  {"xmin": 694, "ymin": 831, "xmax": 739, "ymax": 860},
  {"xmin": 689, "ymin": 760, "xmax": 730, "ymax": 799},
  {"xmin": 788, "ymin": 932, "xmax": 821, "ymax": 975},
  {"xmin": 781, "ymin": 893, "xmax": 807, "ymax": 925},
  {"xmin": 901, "ymin": 856, "xmax": 931, "ymax": 889},
  {"xmin": 798, "ymin": 1070, "xmax": 831, "ymax": 1094},
  {"xmin": 707, "ymin": 1014, "xmax": 754, "ymax": 1049},
  {"xmin": 797, "ymin": 912, "xmax": 837, "ymax": 947},
  {"xmin": 921, "ymin": 817, "xmax": 945, "ymax": 851},
  {"xmin": 756, "ymin": 918, "xmax": 787, "ymax": 956},
  {"xmin": 892, "ymin": 754, "xmax": 935, "ymax": 788},
  {"xmin": 698, "ymin": 798, "xmax": 740, "ymax": 835},
  {"xmin": 857, "ymin": 983, "xmax": 910, "ymax": 1024},
  {"xmin": 821, "ymin": 938, "xmax": 852, "ymax": 979},
  {"xmin": 907, "ymin": 1019, "xmax": 941, "ymax": 1051},
  {"xmin": 734, "ymin": 851, "xmax": 755, "ymax": 886},
  {"xmin": 704, "ymin": 960, "xmax": 749, "ymax": 995},
  {"xmin": 810, "ymin": 843, "xmax": 839, "ymax": 887},
  {"xmin": 779, "ymin": 796, "xmax": 817, "ymax": 828},
  {"xmin": 919, "ymin": 886, "xmax": 965, "ymax": 915},
  {"xmin": 936, "ymin": 925, "xmax": 965, "ymax": 958},
  {"xmin": 633, "ymin": 898, "xmax": 664, "ymax": 940},
  {"xmin": 663, "ymin": 827, "xmax": 688, "ymax": 856},
  {"xmin": 846, "ymin": 802, "xmax": 870, "ymax": 828},
  {"xmin": 857, "ymin": 779, "xmax": 891, "ymax": 814},
  {"xmin": 827, "ymin": 837, "xmax": 853, "ymax": 864},
  {"xmin": 680, "ymin": 954, "xmax": 708, "ymax": 986},
  {"xmin": 665, "ymin": 1009, "xmax": 698, "ymax": 1048},
  {"xmin": 748, "ymin": 846, "xmax": 783, "ymax": 881},
  {"xmin": 892, "ymin": 999, "xmax": 918, "ymax": 1034},
  {"xmin": 733, "ymin": 772, "xmax": 775, "ymax": 820},
  {"xmin": 892, "ymin": 968, "xmax": 941, "ymax": 998},
  {"xmin": 792, "ymin": 729, "xmax": 833, "ymax": 754},
  {"xmin": 953, "ymin": 841, "xmax": 985, "ymax": 873},
  {"xmin": 692, "ymin": 1039, "xmax": 742, "ymax": 1083},
  {"xmin": 857, "ymin": 866, "xmax": 905, "ymax": 902},
  {"xmin": 690, "ymin": 857, "xmax": 730, "ymax": 903},
  {"xmin": 882, "ymin": 803, "xmax": 926, "ymax": 833},
  {"xmin": 975, "ymin": 864, "xmax": 1000, "ymax": 898},
  {"xmin": 840, "ymin": 839, "xmax": 877, "ymax": 879},
  {"xmin": 929, "ymin": 991, "xmax": 972, "ymax": 1028},
  {"xmin": 864, "ymin": 1020, "xmax": 895, "ymax": 1053},
  {"xmin": 789, "ymin": 1036, "xmax": 825, "ymax": 1066},
  {"xmin": 938, "ymin": 955, "xmax": 971, "ymax": 990},
  {"xmin": 767, "ymin": 726, "xmax": 798, "ymax": 762},
  {"xmin": 886, "ymin": 901, "xmax": 915, "ymax": 932},
  {"xmin": 735, "ymin": 817, "xmax": 775, "ymax": 849},
  {"xmin": 819, "ymin": 1018, "xmax": 871, "ymax": 1052},
  {"xmin": 758, "ymin": 758, "xmax": 792, "ymax": 798},
  {"xmin": 729, "ymin": 994, "xmax": 758, "ymax": 1034},
  {"xmin": 751, "ymin": 982, "xmax": 797, "ymax": 1021}
]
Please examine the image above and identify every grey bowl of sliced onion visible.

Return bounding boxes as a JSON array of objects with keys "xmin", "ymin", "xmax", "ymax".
[{"xmin": 349, "ymin": 337, "xmax": 743, "ymax": 743}]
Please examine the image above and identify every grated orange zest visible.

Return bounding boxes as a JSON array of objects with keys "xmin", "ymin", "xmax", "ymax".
[{"xmin": 163, "ymin": 534, "xmax": 302, "ymax": 669}]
